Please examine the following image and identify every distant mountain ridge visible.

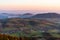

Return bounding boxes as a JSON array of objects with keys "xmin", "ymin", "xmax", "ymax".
[
  {"xmin": 0, "ymin": 13, "xmax": 21, "ymax": 19},
  {"xmin": 0, "ymin": 13, "xmax": 8, "ymax": 19},
  {"xmin": 19, "ymin": 13, "xmax": 33, "ymax": 18},
  {"xmin": 0, "ymin": 13, "xmax": 60, "ymax": 19},
  {"xmin": 0, "ymin": 13, "xmax": 34, "ymax": 19},
  {"xmin": 31, "ymin": 13, "xmax": 60, "ymax": 18}
]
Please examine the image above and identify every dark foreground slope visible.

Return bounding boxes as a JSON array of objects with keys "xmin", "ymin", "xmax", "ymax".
[{"xmin": 0, "ymin": 33, "xmax": 60, "ymax": 40}]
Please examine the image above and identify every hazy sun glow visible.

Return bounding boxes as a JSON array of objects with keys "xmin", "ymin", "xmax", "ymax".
[{"xmin": 0, "ymin": 0, "xmax": 60, "ymax": 12}]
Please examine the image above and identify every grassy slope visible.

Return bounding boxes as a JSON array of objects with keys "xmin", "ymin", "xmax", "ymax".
[{"xmin": 0, "ymin": 18, "xmax": 60, "ymax": 38}]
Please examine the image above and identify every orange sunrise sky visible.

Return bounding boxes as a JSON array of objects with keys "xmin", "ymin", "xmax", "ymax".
[{"xmin": 0, "ymin": 0, "xmax": 60, "ymax": 13}]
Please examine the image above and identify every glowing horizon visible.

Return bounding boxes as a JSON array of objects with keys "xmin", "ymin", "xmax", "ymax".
[{"xmin": 0, "ymin": 0, "xmax": 60, "ymax": 13}]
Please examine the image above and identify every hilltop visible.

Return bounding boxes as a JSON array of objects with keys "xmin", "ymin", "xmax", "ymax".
[{"xmin": 31, "ymin": 13, "xmax": 60, "ymax": 18}]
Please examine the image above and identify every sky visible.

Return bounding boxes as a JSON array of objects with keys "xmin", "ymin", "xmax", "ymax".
[{"xmin": 0, "ymin": 0, "xmax": 60, "ymax": 14}]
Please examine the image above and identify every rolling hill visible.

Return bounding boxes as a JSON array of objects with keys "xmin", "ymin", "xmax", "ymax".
[{"xmin": 31, "ymin": 13, "xmax": 60, "ymax": 18}]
